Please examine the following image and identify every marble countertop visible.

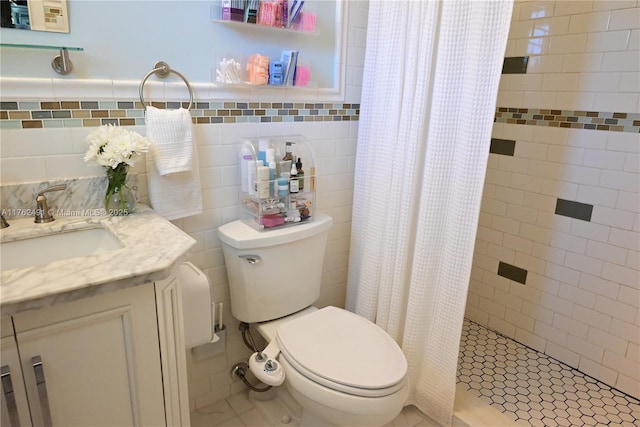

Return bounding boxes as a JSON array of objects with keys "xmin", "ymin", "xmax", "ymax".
[{"xmin": 0, "ymin": 205, "xmax": 196, "ymax": 316}]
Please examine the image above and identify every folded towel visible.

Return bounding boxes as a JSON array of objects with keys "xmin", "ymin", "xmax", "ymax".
[
  {"xmin": 145, "ymin": 106, "xmax": 194, "ymax": 176},
  {"xmin": 146, "ymin": 131, "xmax": 203, "ymax": 221}
]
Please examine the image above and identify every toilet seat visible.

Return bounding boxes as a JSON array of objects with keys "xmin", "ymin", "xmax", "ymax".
[{"xmin": 276, "ymin": 306, "xmax": 407, "ymax": 398}]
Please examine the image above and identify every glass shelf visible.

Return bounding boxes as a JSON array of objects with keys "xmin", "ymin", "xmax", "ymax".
[
  {"xmin": 212, "ymin": 18, "xmax": 317, "ymax": 35},
  {"xmin": 0, "ymin": 43, "xmax": 83, "ymax": 51},
  {"xmin": 0, "ymin": 43, "xmax": 82, "ymax": 75}
]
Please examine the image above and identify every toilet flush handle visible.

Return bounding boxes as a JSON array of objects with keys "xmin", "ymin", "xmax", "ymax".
[{"xmin": 239, "ymin": 254, "xmax": 262, "ymax": 265}]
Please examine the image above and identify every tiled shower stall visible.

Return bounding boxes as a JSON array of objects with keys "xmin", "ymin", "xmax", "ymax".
[{"xmin": 465, "ymin": 0, "xmax": 639, "ymax": 404}]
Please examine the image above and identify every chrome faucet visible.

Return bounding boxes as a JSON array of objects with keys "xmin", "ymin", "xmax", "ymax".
[
  {"xmin": 34, "ymin": 184, "xmax": 67, "ymax": 223},
  {"xmin": 0, "ymin": 214, "xmax": 8, "ymax": 228}
]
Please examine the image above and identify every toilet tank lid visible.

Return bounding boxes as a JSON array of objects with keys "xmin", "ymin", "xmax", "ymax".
[{"xmin": 217, "ymin": 213, "xmax": 333, "ymax": 250}]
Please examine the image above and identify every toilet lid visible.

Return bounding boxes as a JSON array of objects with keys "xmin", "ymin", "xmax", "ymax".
[{"xmin": 276, "ymin": 306, "xmax": 407, "ymax": 397}]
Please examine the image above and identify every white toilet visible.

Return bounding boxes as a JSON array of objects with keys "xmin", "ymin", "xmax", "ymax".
[{"xmin": 218, "ymin": 213, "xmax": 409, "ymax": 426}]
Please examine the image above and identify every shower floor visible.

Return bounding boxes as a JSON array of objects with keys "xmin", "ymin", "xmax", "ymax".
[{"xmin": 457, "ymin": 319, "xmax": 640, "ymax": 427}]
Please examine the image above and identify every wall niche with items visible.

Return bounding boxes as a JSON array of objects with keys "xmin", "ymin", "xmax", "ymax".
[{"xmin": 211, "ymin": 0, "xmax": 342, "ymax": 90}]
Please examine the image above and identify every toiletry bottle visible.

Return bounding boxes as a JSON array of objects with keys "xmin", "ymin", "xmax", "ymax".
[
  {"xmin": 289, "ymin": 161, "xmax": 299, "ymax": 193},
  {"xmin": 278, "ymin": 160, "xmax": 291, "ymax": 179},
  {"xmin": 268, "ymin": 161, "xmax": 277, "ymax": 197},
  {"xmin": 257, "ymin": 163, "xmax": 270, "ymax": 199},
  {"xmin": 295, "ymin": 157, "xmax": 304, "ymax": 191},
  {"xmin": 283, "ymin": 141, "xmax": 295, "ymax": 161},
  {"xmin": 310, "ymin": 166, "xmax": 315, "ymax": 192},
  {"xmin": 266, "ymin": 148, "xmax": 277, "ymax": 196},
  {"xmin": 258, "ymin": 138, "xmax": 270, "ymax": 165},
  {"xmin": 240, "ymin": 145, "xmax": 254, "ymax": 193},
  {"xmin": 248, "ymin": 160, "xmax": 261, "ymax": 196},
  {"xmin": 266, "ymin": 148, "xmax": 275, "ymax": 165},
  {"xmin": 277, "ymin": 174, "xmax": 289, "ymax": 197}
]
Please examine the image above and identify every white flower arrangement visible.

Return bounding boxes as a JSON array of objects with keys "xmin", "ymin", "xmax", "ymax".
[{"xmin": 84, "ymin": 125, "xmax": 150, "ymax": 169}]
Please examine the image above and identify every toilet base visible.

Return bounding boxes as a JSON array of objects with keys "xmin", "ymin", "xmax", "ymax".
[
  {"xmin": 249, "ymin": 386, "xmax": 340, "ymax": 427},
  {"xmin": 249, "ymin": 387, "xmax": 302, "ymax": 426},
  {"xmin": 249, "ymin": 382, "xmax": 403, "ymax": 427}
]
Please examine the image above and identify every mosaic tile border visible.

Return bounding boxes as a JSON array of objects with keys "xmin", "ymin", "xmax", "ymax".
[
  {"xmin": 1, "ymin": 101, "xmax": 639, "ymax": 134},
  {"xmin": 496, "ymin": 108, "xmax": 640, "ymax": 133},
  {"xmin": 0, "ymin": 100, "xmax": 360, "ymax": 129}
]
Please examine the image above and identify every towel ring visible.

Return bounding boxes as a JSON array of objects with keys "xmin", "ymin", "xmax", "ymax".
[{"xmin": 139, "ymin": 61, "xmax": 194, "ymax": 110}]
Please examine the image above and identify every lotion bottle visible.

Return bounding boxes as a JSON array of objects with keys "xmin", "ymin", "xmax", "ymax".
[
  {"xmin": 277, "ymin": 173, "xmax": 289, "ymax": 197},
  {"xmin": 257, "ymin": 163, "xmax": 270, "ymax": 199},
  {"xmin": 248, "ymin": 160, "xmax": 261, "ymax": 196}
]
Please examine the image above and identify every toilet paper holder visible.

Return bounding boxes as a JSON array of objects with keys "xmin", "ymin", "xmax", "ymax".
[
  {"xmin": 179, "ymin": 262, "xmax": 227, "ymax": 360},
  {"xmin": 191, "ymin": 324, "xmax": 227, "ymax": 361}
]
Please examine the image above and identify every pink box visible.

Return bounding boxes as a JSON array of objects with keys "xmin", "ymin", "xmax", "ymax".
[{"xmin": 292, "ymin": 12, "xmax": 315, "ymax": 32}]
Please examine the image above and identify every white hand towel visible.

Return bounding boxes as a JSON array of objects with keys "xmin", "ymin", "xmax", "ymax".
[
  {"xmin": 146, "ymin": 126, "xmax": 203, "ymax": 221},
  {"xmin": 145, "ymin": 106, "xmax": 194, "ymax": 176},
  {"xmin": 146, "ymin": 142, "xmax": 203, "ymax": 220}
]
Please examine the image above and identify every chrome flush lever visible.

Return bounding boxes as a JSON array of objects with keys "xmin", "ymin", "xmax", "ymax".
[{"xmin": 239, "ymin": 254, "xmax": 262, "ymax": 265}]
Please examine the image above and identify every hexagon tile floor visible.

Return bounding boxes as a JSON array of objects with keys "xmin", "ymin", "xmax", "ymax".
[{"xmin": 457, "ymin": 319, "xmax": 640, "ymax": 427}]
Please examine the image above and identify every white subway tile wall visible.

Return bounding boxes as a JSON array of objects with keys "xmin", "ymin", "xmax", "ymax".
[{"xmin": 467, "ymin": 0, "xmax": 640, "ymax": 399}]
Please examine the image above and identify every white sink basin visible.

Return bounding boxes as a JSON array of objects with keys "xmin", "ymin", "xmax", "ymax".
[{"xmin": 1, "ymin": 227, "xmax": 124, "ymax": 272}]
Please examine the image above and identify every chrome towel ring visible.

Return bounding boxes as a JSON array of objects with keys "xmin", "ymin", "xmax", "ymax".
[{"xmin": 139, "ymin": 61, "xmax": 194, "ymax": 110}]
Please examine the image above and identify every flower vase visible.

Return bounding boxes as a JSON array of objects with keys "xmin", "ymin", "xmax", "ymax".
[{"xmin": 105, "ymin": 164, "xmax": 136, "ymax": 215}]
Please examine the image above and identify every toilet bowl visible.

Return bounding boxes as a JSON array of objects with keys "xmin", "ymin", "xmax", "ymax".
[
  {"xmin": 218, "ymin": 213, "xmax": 409, "ymax": 426},
  {"xmin": 256, "ymin": 306, "xmax": 409, "ymax": 426}
]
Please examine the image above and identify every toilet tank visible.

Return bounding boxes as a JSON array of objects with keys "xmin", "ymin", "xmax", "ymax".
[{"xmin": 218, "ymin": 213, "xmax": 333, "ymax": 323}]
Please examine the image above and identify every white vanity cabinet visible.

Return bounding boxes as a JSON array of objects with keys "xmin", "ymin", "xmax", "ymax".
[{"xmin": 0, "ymin": 277, "xmax": 190, "ymax": 427}]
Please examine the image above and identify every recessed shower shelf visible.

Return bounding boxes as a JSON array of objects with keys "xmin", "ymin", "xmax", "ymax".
[{"xmin": 0, "ymin": 43, "xmax": 83, "ymax": 75}]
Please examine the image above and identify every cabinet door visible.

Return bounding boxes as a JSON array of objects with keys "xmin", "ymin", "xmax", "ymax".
[
  {"xmin": 155, "ymin": 274, "xmax": 190, "ymax": 426},
  {"xmin": 13, "ymin": 284, "xmax": 165, "ymax": 427},
  {"xmin": 1, "ymin": 317, "xmax": 32, "ymax": 427}
]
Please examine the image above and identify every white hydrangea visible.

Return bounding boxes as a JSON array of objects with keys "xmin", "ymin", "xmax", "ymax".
[{"xmin": 84, "ymin": 125, "xmax": 150, "ymax": 169}]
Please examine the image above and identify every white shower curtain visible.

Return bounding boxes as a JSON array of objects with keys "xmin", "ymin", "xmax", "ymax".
[{"xmin": 346, "ymin": 1, "xmax": 513, "ymax": 425}]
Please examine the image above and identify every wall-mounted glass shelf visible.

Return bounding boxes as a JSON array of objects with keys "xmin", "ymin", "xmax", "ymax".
[
  {"xmin": 0, "ymin": 43, "xmax": 83, "ymax": 51},
  {"xmin": 0, "ymin": 43, "xmax": 82, "ymax": 75},
  {"xmin": 211, "ymin": 19, "xmax": 317, "ymax": 36}
]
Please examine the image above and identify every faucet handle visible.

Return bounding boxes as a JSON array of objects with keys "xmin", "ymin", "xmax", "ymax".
[
  {"xmin": 37, "ymin": 184, "xmax": 67, "ymax": 197},
  {"xmin": 0, "ymin": 214, "xmax": 9, "ymax": 229},
  {"xmin": 35, "ymin": 184, "xmax": 67, "ymax": 224}
]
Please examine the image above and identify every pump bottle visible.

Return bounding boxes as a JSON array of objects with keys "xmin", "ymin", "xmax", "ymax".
[{"xmin": 283, "ymin": 141, "xmax": 295, "ymax": 161}]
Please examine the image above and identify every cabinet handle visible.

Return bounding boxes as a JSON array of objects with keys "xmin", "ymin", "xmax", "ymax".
[
  {"xmin": 1, "ymin": 365, "xmax": 20, "ymax": 427},
  {"xmin": 32, "ymin": 356, "xmax": 52, "ymax": 427}
]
